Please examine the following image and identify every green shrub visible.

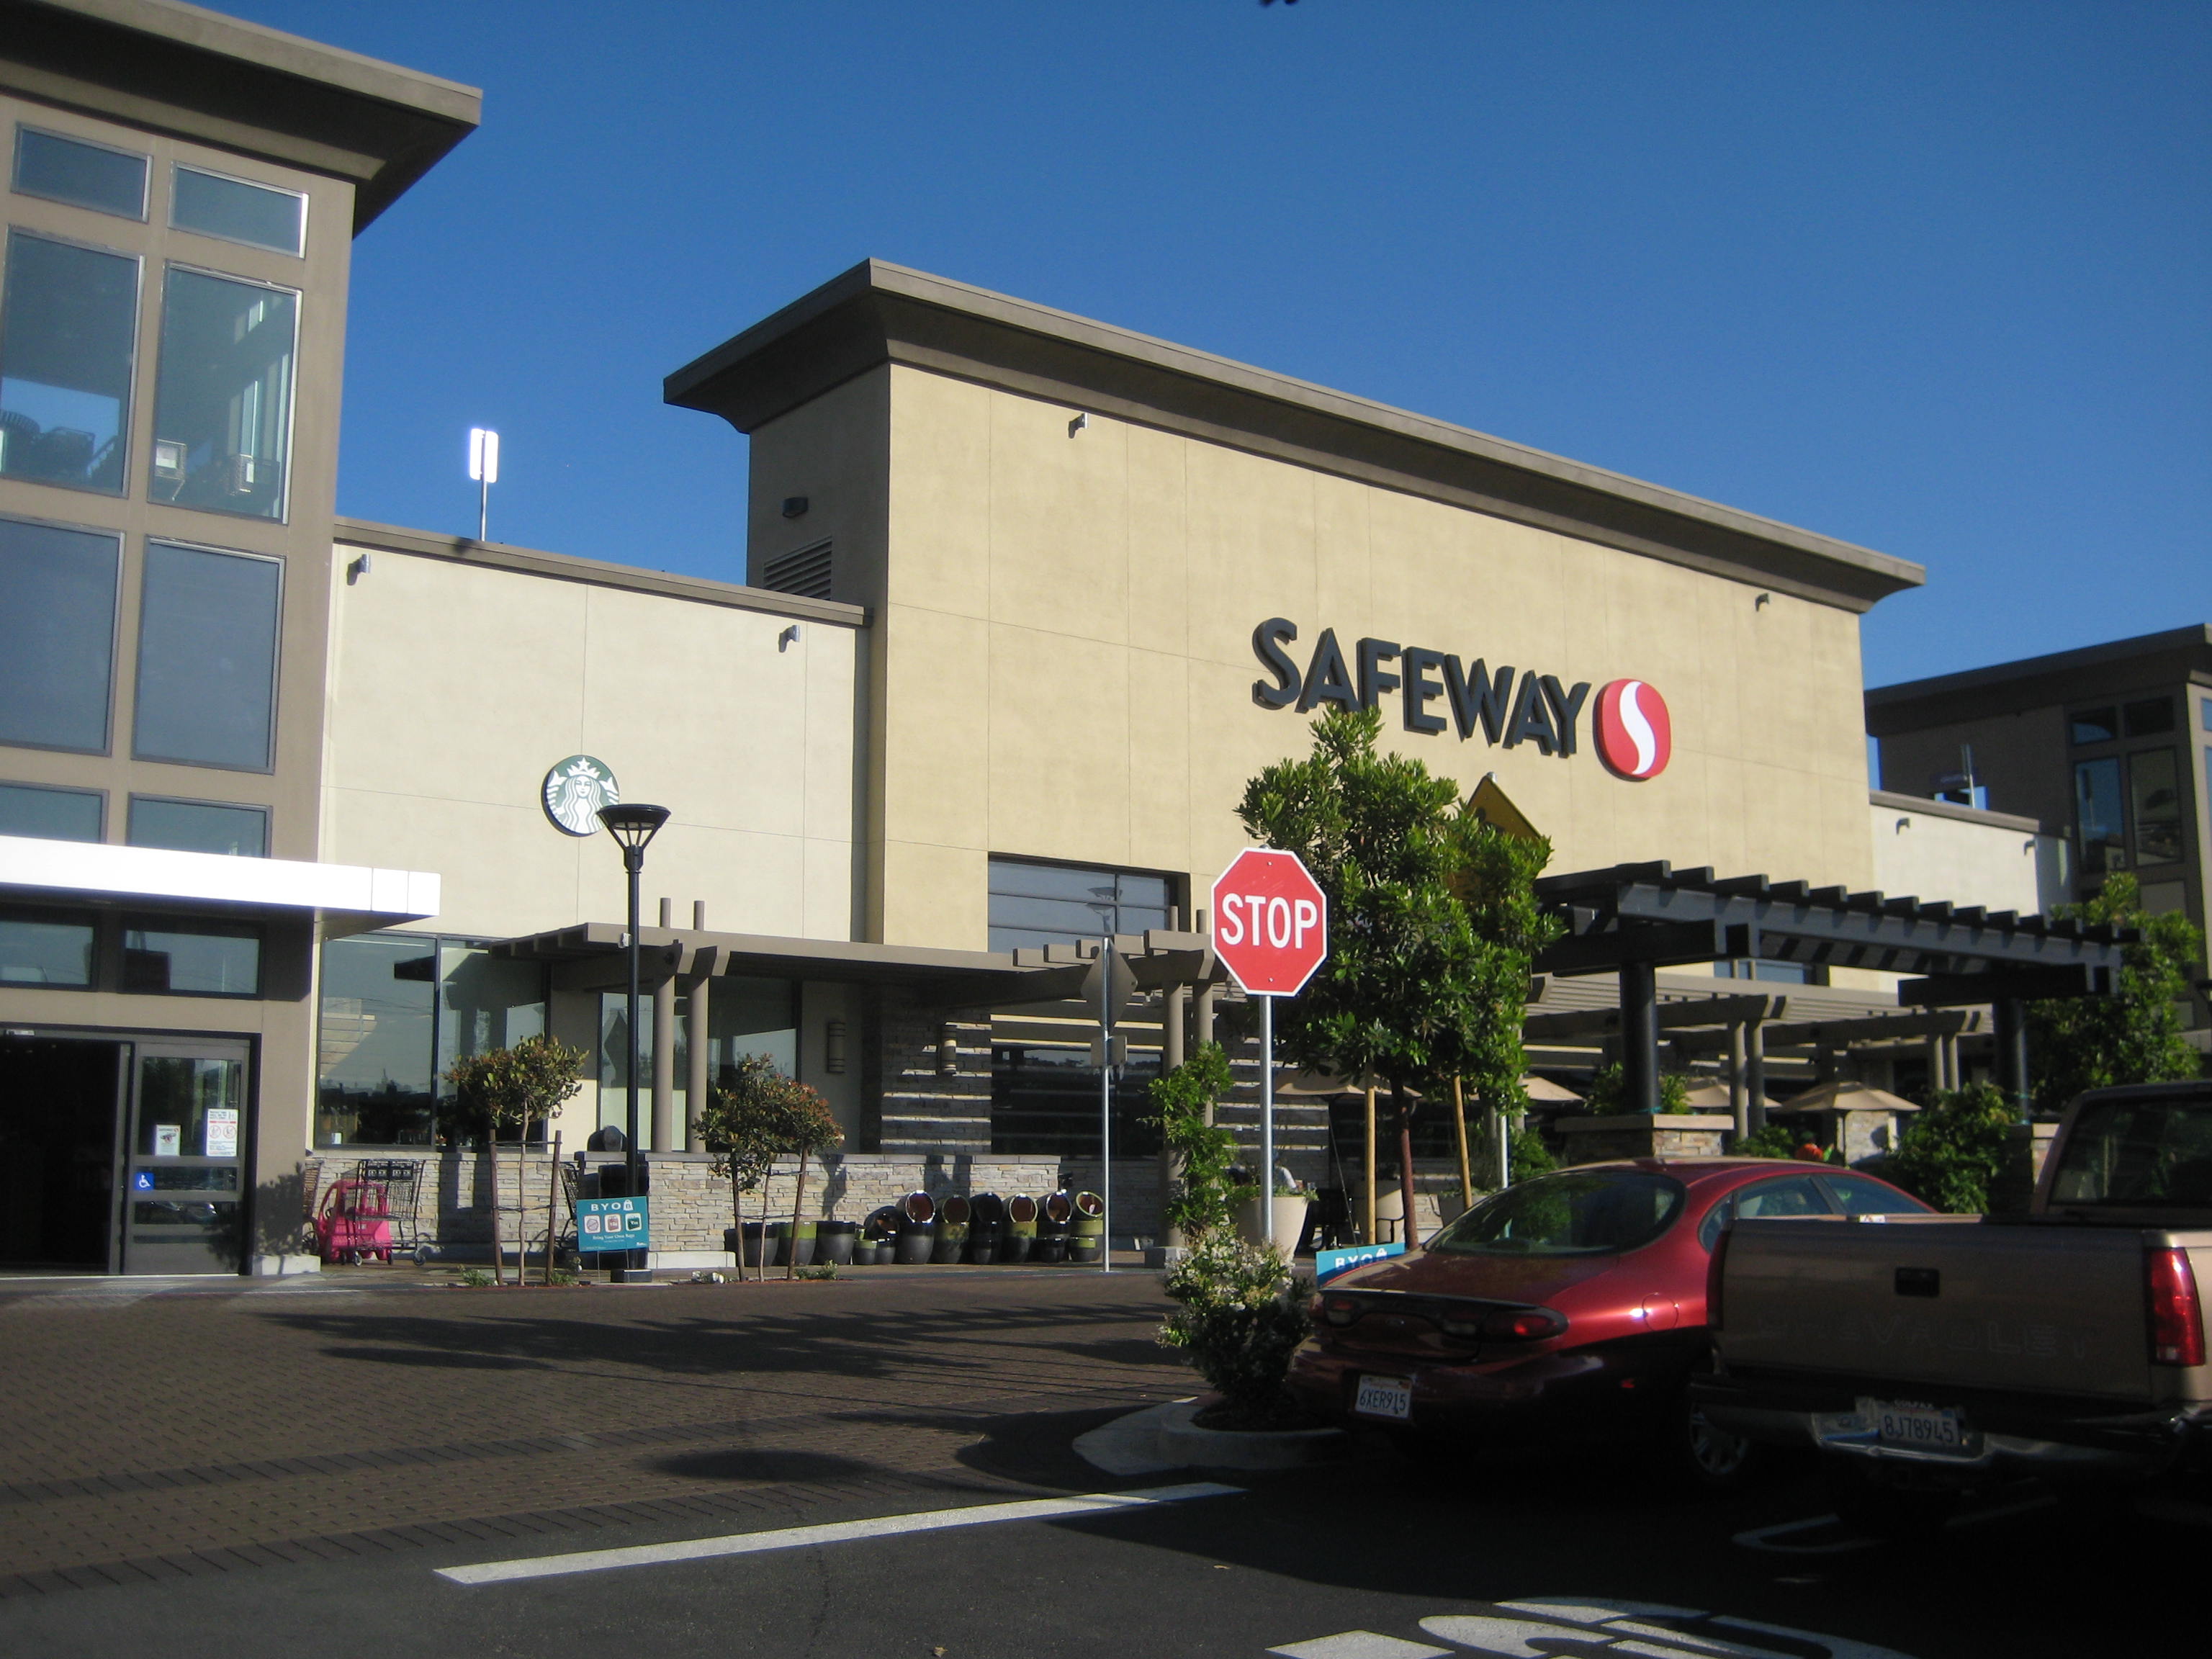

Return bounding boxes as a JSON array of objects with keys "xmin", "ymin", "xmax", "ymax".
[
  {"xmin": 1584, "ymin": 1063, "xmax": 1692, "ymax": 1115},
  {"xmin": 1509, "ymin": 1123, "xmax": 1555, "ymax": 1182},
  {"xmin": 1146, "ymin": 1043, "xmax": 1242, "ymax": 1242},
  {"xmin": 1884, "ymin": 1084, "xmax": 2014, "ymax": 1213},
  {"xmin": 1732, "ymin": 1123, "xmax": 1802, "ymax": 1159},
  {"xmin": 1159, "ymin": 1231, "xmax": 1314, "ymax": 1427}
]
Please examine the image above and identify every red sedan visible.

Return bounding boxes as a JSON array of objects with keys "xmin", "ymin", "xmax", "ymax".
[{"xmin": 1285, "ymin": 1157, "xmax": 1931, "ymax": 1487}]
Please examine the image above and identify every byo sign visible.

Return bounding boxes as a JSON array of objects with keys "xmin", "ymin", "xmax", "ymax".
[{"xmin": 1211, "ymin": 848, "xmax": 1328, "ymax": 997}]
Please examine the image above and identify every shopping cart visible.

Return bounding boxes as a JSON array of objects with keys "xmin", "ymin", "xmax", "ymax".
[{"xmin": 315, "ymin": 1160, "xmax": 431, "ymax": 1267}]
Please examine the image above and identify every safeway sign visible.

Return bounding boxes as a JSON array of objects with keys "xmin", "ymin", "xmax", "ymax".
[{"xmin": 1211, "ymin": 848, "xmax": 1328, "ymax": 997}]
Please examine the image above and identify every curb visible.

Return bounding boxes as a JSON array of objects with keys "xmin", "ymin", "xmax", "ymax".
[{"xmin": 1074, "ymin": 1398, "xmax": 1349, "ymax": 1475}]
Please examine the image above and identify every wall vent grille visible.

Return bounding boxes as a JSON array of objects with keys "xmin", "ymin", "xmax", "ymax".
[{"xmin": 760, "ymin": 540, "xmax": 832, "ymax": 600}]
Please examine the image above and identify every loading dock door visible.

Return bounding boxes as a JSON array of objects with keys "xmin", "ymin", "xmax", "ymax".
[{"xmin": 123, "ymin": 1041, "xmax": 249, "ymax": 1275}]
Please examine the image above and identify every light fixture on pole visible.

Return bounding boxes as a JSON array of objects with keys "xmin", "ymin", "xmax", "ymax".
[
  {"xmin": 597, "ymin": 800, "xmax": 669, "ymax": 1280},
  {"xmin": 468, "ymin": 426, "xmax": 500, "ymax": 542}
]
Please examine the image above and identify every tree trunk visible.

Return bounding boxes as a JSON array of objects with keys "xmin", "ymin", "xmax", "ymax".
[
  {"xmin": 731, "ymin": 1176, "xmax": 747, "ymax": 1282},
  {"xmin": 1450, "ymin": 1076, "xmax": 1474, "ymax": 1213},
  {"xmin": 786, "ymin": 1148, "xmax": 809, "ymax": 1281},
  {"xmin": 1392, "ymin": 1080, "xmax": 1421, "ymax": 1250},
  {"xmin": 487, "ymin": 1133, "xmax": 505, "ymax": 1286}
]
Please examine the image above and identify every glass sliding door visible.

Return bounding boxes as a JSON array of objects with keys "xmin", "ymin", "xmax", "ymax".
[{"xmin": 123, "ymin": 1040, "xmax": 248, "ymax": 1274}]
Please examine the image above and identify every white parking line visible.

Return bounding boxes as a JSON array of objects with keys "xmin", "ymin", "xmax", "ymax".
[{"xmin": 434, "ymin": 1480, "xmax": 1243, "ymax": 1586}]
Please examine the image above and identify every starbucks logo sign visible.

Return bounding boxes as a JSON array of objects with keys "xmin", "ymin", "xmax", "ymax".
[{"xmin": 541, "ymin": 755, "xmax": 620, "ymax": 837}]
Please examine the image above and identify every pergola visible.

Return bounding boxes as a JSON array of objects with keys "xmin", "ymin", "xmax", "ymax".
[{"xmin": 1532, "ymin": 862, "xmax": 2134, "ymax": 1118}]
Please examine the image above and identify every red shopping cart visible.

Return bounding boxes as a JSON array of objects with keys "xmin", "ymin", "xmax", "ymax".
[{"xmin": 315, "ymin": 1171, "xmax": 396, "ymax": 1264}]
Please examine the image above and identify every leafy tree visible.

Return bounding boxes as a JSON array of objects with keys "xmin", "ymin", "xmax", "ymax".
[
  {"xmin": 692, "ymin": 1053, "xmax": 798, "ymax": 1282},
  {"xmin": 2028, "ymin": 873, "xmax": 2204, "ymax": 1115},
  {"xmin": 1238, "ymin": 707, "xmax": 1560, "ymax": 1241},
  {"xmin": 1884, "ymin": 1084, "xmax": 2015, "ymax": 1213},
  {"xmin": 1146, "ymin": 1043, "xmax": 1243, "ymax": 1243},
  {"xmin": 1159, "ymin": 1231, "xmax": 1314, "ymax": 1428},
  {"xmin": 776, "ymin": 1082, "xmax": 844, "ymax": 1282},
  {"xmin": 1585, "ymin": 1063, "xmax": 1691, "ymax": 1116},
  {"xmin": 441, "ymin": 1034, "xmax": 588, "ymax": 1285}
]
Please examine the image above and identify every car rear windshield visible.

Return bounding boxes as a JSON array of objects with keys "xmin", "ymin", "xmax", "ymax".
[
  {"xmin": 2048, "ymin": 1093, "xmax": 2212, "ymax": 1210},
  {"xmin": 1429, "ymin": 1170, "xmax": 1686, "ymax": 1256}
]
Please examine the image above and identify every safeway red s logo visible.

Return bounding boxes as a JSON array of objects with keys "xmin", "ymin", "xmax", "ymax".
[{"xmin": 1594, "ymin": 680, "xmax": 1671, "ymax": 780}]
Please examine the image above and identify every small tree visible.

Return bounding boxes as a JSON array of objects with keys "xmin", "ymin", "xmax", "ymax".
[
  {"xmin": 778, "ymin": 1082, "xmax": 843, "ymax": 1281},
  {"xmin": 1238, "ymin": 708, "xmax": 1559, "ymax": 1241},
  {"xmin": 1884, "ymin": 1084, "xmax": 2015, "ymax": 1213},
  {"xmin": 692, "ymin": 1053, "xmax": 795, "ymax": 1282},
  {"xmin": 441, "ymin": 1034, "xmax": 588, "ymax": 1285},
  {"xmin": 1147, "ymin": 1043, "xmax": 1241, "ymax": 1244},
  {"xmin": 2028, "ymin": 873, "xmax": 2204, "ymax": 1115},
  {"xmin": 1584, "ymin": 1063, "xmax": 1691, "ymax": 1116}
]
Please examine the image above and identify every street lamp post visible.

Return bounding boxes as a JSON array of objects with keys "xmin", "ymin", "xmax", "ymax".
[{"xmin": 597, "ymin": 801, "xmax": 670, "ymax": 1278}]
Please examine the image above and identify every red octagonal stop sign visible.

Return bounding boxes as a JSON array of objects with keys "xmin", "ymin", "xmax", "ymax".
[{"xmin": 1211, "ymin": 848, "xmax": 1329, "ymax": 997}]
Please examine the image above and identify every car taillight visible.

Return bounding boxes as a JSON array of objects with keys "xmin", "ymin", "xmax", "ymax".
[
  {"xmin": 2148, "ymin": 1248, "xmax": 2206, "ymax": 1367},
  {"xmin": 1707, "ymin": 1223, "xmax": 1732, "ymax": 1332},
  {"xmin": 1322, "ymin": 1295, "xmax": 1359, "ymax": 1328},
  {"xmin": 1480, "ymin": 1306, "xmax": 1566, "ymax": 1341}
]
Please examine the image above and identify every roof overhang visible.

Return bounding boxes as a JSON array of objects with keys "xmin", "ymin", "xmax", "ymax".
[
  {"xmin": 1534, "ymin": 860, "xmax": 2131, "ymax": 1003},
  {"xmin": 0, "ymin": 0, "xmax": 481, "ymax": 231},
  {"xmin": 0, "ymin": 835, "xmax": 439, "ymax": 937},
  {"xmin": 666, "ymin": 260, "xmax": 1925, "ymax": 613}
]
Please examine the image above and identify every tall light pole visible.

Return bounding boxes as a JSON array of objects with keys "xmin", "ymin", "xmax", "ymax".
[
  {"xmin": 597, "ymin": 801, "xmax": 669, "ymax": 1276},
  {"xmin": 469, "ymin": 427, "xmax": 500, "ymax": 541}
]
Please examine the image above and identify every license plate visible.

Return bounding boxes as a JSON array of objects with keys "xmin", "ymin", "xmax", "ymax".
[
  {"xmin": 1869, "ymin": 1398, "xmax": 1965, "ymax": 1453},
  {"xmin": 1354, "ymin": 1375, "xmax": 1412, "ymax": 1421}
]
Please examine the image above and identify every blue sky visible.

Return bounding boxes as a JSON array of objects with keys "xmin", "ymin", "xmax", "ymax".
[{"xmin": 230, "ymin": 1, "xmax": 2207, "ymax": 688}]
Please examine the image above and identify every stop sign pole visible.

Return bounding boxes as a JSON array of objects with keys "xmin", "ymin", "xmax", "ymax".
[{"xmin": 1210, "ymin": 850, "xmax": 1329, "ymax": 1231}]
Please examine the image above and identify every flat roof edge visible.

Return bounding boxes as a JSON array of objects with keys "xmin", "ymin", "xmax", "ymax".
[
  {"xmin": 1870, "ymin": 788, "xmax": 2050, "ymax": 837},
  {"xmin": 1866, "ymin": 624, "xmax": 2212, "ymax": 711},
  {"xmin": 667, "ymin": 260, "xmax": 1925, "ymax": 613},
  {"xmin": 334, "ymin": 518, "xmax": 871, "ymax": 628}
]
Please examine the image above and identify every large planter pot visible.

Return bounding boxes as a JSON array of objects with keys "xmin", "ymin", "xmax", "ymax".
[
  {"xmin": 966, "ymin": 1226, "xmax": 1000, "ymax": 1264},
  {"xmin": 1067, "ymin": 1235, "xmax": 1102, "ymax": 1264},
  {"xmin": 895, "ymin": 1223, "xmax": 935, "ymax": 1264},
  {"xmin": 725, "ymin": 1223, "xmax": 770, "ymax": 1268},
  {"xmin": 1001, "ymin": 1232, "xmax": 1033, "ymax": 1264},
  {"xmin": 1239, "ymin": 1195, "xmax": 1312, "ymax": 1256},
  {"xmin": 931, "ymin": 1224, "xmax": 969, "ymax": 1264},
  {"xmin": 1033, "ymin": 1235, "xmax": 1066, "ymax": 1264},
  {"xmin": 765, "ymin": 1221, "xmax": 789, "ymax": 1266},
  {"xmin": 817, "ymin": 1220, "xmax": 857, "ymax": 1266}
]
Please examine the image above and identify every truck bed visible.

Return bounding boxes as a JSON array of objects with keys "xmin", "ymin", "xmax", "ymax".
[{"xmin": 1717, "ymin": 1213, "xmax": 2193, "ymax": 1403}]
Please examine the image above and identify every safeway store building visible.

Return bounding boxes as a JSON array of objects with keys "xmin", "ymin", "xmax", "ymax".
[{"xmin": 4, "ymin": 0, "xmax": 2082, "ymax": 1277}]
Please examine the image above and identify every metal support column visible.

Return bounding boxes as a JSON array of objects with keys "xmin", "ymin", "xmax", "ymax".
[
  {"xmin": 1727, "ymin": 1020, "xmax": 1749, "ymax": 1141},
  {"xmin": 1745, "ymin": 1020, "xmax": 1768, "ymax": 1132},
  {"xmin": 685, "ymin": 900, "xmax": 709, "ymax": 1152},
  {"xmin": 1160, "ymin": 982, "xmax": 1189, "ymax": 1250},
  {"xmin": 1619, "ymin": 960, "xmax": 1660, "ymax": 1116},
  {"xmin": 1993, "ymin": 997, "xmax": 2031, "ymax": 1120},
  {"xmin": 652, "ymin": 897, "xmax": 675, "ymax": 1154}
]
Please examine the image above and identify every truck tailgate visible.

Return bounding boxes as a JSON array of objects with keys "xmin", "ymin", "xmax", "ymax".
[{"xmin": 1719, "ymin": 1215, "xmax": 2155, "ymax": 1402}]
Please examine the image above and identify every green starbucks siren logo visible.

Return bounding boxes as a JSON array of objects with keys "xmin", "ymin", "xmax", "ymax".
[{"xmin": 542, "ymin": 755, "xmax": 620, "ymax": 837}]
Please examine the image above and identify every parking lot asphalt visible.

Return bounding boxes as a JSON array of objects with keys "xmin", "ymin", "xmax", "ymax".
[{"xmin": 0, "ymin": 1269, "xmax": 2198, "ymax": 1658}]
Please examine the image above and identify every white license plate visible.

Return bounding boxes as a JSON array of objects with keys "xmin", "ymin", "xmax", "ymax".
[
  {"xmin": 1870, "ymin": 1398, "xmax": 1965, "ymax": 1452},
  {"xmin": 1354, "ymin": 1375, "xmax": 1412, "ymax": 1421}
]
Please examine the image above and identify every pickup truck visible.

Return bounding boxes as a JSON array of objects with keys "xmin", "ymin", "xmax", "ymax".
[{"xmin": 1694, "ymin": 1079, "xmax": 2212, "ymax": 1519}]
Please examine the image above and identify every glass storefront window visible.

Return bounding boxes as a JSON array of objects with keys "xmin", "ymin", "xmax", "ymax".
[
  {"xmin": 597, "ymin": 977, "xmax": 796, "ymax": 1146},
  {"xmin": 986, "ymin": 856, "xmax": 1177, "ymax": 951},
  {"xmin": 0, "ymin": 517, "xmax": 117, "ymax": 754},
  {"xmin": 2074, "ymin": 755, "xmax": 2126, "ymax": 874},
  {"xmin": 121, "ymin": 916, "xmax": 261, "ymax": 996},
  {"xmin": 170, "ymin": 166, "xmax": 305, "ymax": 256},
  {"xmin": 991, "ymin": 1044, "xmax": 1161, "ymax": 1157},
  {"xmin": 2129, "ymin": 749, "xmax": 2183, "ymax": 867},
  {"xmin": 127, "ymin": 796, "xmax": 266, "ymax": 855},
  {"xmin": 132, "ymin": 541, "xmax": 280, "ymax": 770},
  {"xmin": 0, "ymin": 781, "xmax": 102, "ymax": 841},
  {"xmin": 0, "ymin": 232, "xmax": 138, "ymax": 494},
  {"xmin": 436, "ymin": 945, "xmax": 548, "ymax": 1090},
  {"xmin": 317, "ymin": 935, "xmax": 437, "ymax": 1147},
  {"xmin": 2123, "ymin": 698, "xmax": 2174, "ymax": 738},
  {"xmin": 12, "ymin": 129, "xmax": 148, "ymax": 220},
  {"xmin": 148, "ymin": 267, "xmax": 296, "ymax": 519},
  {"xmin": 0, "ymin": 907, "xmax": 94, "ymax": 986}
]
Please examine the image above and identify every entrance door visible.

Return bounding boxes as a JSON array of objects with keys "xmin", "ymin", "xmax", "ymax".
[
  {"xmin": 0, "ymin": 1036, "xmax": 127, "ymax": 1272},
  {"xmin": 123, "ymin": 1041, "xmax": 249, "ymax": 1275}
]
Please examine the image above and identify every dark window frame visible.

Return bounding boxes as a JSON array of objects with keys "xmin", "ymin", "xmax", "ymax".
[
  {"xmin": 125, "ymin": 793, "xmax": 268, "ymax": 857},
  {"xmin": 0, "ymin": 778, "xmax": 104, "ymax": 840},
  {"xmin": 0, "ymin": 510, "xmax": 122, "ymax": 755},
  {"xmin": 0, "ymin": 226, "xmax": 145, "ymax": 498},
  {"xmin": 11, "ymin": 125, "xmax": 150, "ymax": 221},
  {"xmin": 0, "ymin": 901, "xmax": 98, "ymax": 990},
  {"xmin": 147, "ymin": 261, "xmax": 300, "ymax": 524},
  {"xmin": 120, "ymin": 913, "xmax": 263, "ymax": 998},
  {"xmin": 130, "ymin": 537, "xmax": 284, "ymax": 773},
  {"xmin": 168, "ymin": 162, "xmax": 307, "ymax": 258}
]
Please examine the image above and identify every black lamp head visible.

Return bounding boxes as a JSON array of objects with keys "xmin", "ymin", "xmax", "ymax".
[{"xmin": 596, "ymin": 801, "xmax": 671, "ymax": 852}]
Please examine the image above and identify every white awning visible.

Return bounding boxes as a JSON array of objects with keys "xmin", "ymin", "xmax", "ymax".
[{"xmin": 0, "ymin": 836, "xmax": 439, "ymax": 935}]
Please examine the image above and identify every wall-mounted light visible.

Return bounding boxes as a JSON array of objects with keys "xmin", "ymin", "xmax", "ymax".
[
  {"xmin": 1754, "ymin": 592, "xmax": 1772, "ymax": 609},
  {"xmin": 778, "ymin": 624, "xmax": 800, "ymax": 652},
  {"xmin": 938, "ymin": 1026, "xmax": 960, "ymax": 1076},
  {"xmin": 824, "ymin": 1017, "xmax": 848, "ymax": 1074},
  {"xmin": 346, "ymin": 552, "xmax": 372, "ymax": 585},
  {"xmin": 1068, "ymin": 413, "xmax": 1089, "ymax": 437},
  {"xmin": 782, "ymin": 495, "xmax": 809, "ymax": 519}
]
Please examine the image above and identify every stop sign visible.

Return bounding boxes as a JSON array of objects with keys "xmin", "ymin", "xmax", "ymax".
[{"xmin": 1211, "ymin": 848, "xmax": 1328, "ymax": 997}]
